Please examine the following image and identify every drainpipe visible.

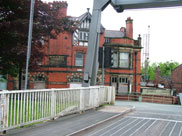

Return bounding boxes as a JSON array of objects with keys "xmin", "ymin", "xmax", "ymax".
[{"xmin": 135, "ymin": 52, "xmax": 137, "ymax": 93}]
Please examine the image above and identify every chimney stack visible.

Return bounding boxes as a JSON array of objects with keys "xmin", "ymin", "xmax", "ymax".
[
  {"xmin": 126, "ymin": 17, "xmax": 133, "ymax": 39},
  {"xmin": 58, "ymin": 1, "xmax": 68, "ymax": 18}
]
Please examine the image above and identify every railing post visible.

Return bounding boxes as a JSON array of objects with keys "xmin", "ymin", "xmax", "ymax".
[
  {"xmin": 107, "ymin": 87, "xmax": 111, "ymax": 104},
  {"xmin": 0, "ymin": 93, "xmax": 4, "ymax": 133},
  {"xmin": 79, "ymin": 89, "xmax": 84, "ymax": 113},
  {"xmin": 95, "ymin": 88, "xmax": 99, "ymax": 107},
  {"xmin": 4, "ymin": 93, "xmax": 8, "ymax": 130},
  {"xmin": 111, "ymin": 86, "xmax": 115, "ymax": 105},
  {"xmin": 89, "ymin": 87, "xmax": 98, "ymax": 108},
  {"xmin": 89, "ymin": 88, "xmax": 93, "ymax": 108},
  {"xmin": 51, "ymin": 90, "xmax": 56, "ymax": 119},
  {"xmin": 0, "ymin": 91, "xmax": 8, "ymax": 134}
]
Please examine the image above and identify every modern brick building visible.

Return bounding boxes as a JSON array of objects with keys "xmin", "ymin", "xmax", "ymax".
[{"xmin": 8, "ymin": 2, "xmax": 142, "ymax": 94}]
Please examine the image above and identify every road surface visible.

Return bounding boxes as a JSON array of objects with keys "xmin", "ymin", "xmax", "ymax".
[{"xmin": 82, "ymin": 101, "xmax": 182, "ymax": 136}]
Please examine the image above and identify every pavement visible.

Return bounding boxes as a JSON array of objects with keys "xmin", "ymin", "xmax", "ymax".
[{"xmin": 5, "ymin": 105, "xmax": 134, "ymax": 136}]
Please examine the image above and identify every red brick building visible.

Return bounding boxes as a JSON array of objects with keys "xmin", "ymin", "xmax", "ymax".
[
  {"xmin": 8, "ymin": 3, "xmax": 142, "ymax": 93},
  {"xmin": 154, "ymin": 65, "xmax": 182, "ymax": 94},
  {"xmin": 171, "ymin": 65, "xmax": 182, "ymax": 93},
  {"xmin": 154, "ymin": 66, "xmax": 171, "ymax": 88}
]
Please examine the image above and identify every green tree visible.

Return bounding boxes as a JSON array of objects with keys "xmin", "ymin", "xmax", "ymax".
[
  {"xmin": 159, "ymin": 61, "xmax": 179, "ymax": 77},
  {"xmin": 141, "ymin": 61, "xmax": 179, "ymax": 81},
  {"xmin": 148, "ymin": 62, "xmax": 157, "ymax": 80},
  {"xmin": 0, "ymin": 0, "xmax": 74, "ymax": 89}
]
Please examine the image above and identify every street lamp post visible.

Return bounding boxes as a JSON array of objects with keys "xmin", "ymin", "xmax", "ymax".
[{"xmin": 24, "ymin": 0, "xmax": 35, "ymax": 90}]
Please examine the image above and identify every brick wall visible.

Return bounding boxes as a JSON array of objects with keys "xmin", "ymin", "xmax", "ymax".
[{"xmin": 172, "ymin": 65, "xmax": 182, "ymax": 91}]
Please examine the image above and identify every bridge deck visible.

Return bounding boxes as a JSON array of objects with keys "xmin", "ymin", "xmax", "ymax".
[{"xmin": 5, "ymin": 106, "xmax": 131, "ymax": 136}]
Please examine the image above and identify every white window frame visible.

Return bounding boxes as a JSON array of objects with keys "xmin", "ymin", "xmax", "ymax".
[
  {"xmin": 75, "ymin": 52, "xmax": 84, "ymax": 66},
  {"xmin": 119, "ymin": 52, "xmax": 129, "ymax": 68},
  {"xmin": 79, "ymin": 32, "xmax": 88, "ymax": 41}
]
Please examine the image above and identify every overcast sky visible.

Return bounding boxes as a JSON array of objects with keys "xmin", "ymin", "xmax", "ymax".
[{"xmin": 43, "ymin": 0, "xmax": 182, "ymax": 64}]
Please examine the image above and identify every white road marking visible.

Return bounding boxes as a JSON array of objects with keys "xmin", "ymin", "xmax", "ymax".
[
  {"xmin": 89, "ymin": 117, "xmax": 128, "ymax": 136},
  {"xmin": 136, "ymin": 111, "xmax": 182, "ymax": 118},
  {"xmin": 143, "ymin": 120, "xmax": 157, "ymax": 132},
  {"xmin": 159, "ymin": 121, "xmax": 170, "ymax": 136},
  {"xmin": 129, "ymin": 119, "xmax": 151, "ymax": 136},
  {"xmin": 128, "ymin": 116, "xmax": 182, "ymax": 123},
  {"xmin": 179, "ymin": 125, "xmax": 182, "ymax": 136},
  {"xmin": 110, "ymin": 118, "xmax": 138, "ymax": 136},
  {"xmin": 120, "ymin": 119, "xmax": 144, "ymax": 136},
  {"xmin": 169, "ymin": 122, "xmax": 177, "ymax": 136},
  {"xmin": 98, "ymin": 118, "xmax": 133, "ymax": 136}
]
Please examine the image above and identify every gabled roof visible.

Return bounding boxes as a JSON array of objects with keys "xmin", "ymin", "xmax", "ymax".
[
  {"xmin": 71, "ymin": 11, "xmax": 105, "ymax": 31},
  {"xmin": 78, "ymin": 12, "xmax": 92, "ymax": 22},
  {"xmin": 105, "ymin": 30, "xmax": 125, "ymax": 38},
  {"xmin": 172, "ymin": 64, "xmax": 182, "ymax": 72},
  {"xmin": 71, "ymin": 12, "xmax": 91, "ymax": 22}
]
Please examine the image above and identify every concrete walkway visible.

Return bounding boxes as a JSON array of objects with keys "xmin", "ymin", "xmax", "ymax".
[{"xmin": 5, "ymin": 105, "xmax": 134, "ymax": 136}]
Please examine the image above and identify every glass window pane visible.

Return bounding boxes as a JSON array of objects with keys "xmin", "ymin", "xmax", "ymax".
[
  {"xmin": 120, "ymin": 53, "xmax": 129, "ymax": 59},
  {"xmin": 76, "ymin": 60, "xmax": 83, "ymax": 66},
  {"xmin": 86, "ymin": 33, "xmax": 88, "ymax": 41},
  {"xmin": 75, "ymin": 53, "xmax": 83, "ymax": 66},
  {"xmin": 84, "ymin": 33, "xmax": 87, "ymax": 40},
  {"xmin": 120, "ymin": 53, "xmax": 129, "ymax": 68},
  {"xmin": 76, "ymin": 53, "xmax": 82, "ymax": 58},
  {"xmin": 87, "ymin": 20, "xmax": 89, "ymax": 28},
  {"xmin": 84, "ymin": 42, "xmax": 88, "ymax": 46},
  {"xmin": 113, "ymin": 52, "xmax": 118, "ymax": 67},
  {"xmin": 112, "ymin": 77, "xmax": 114, "ymax": 83},
  {"xmin": 79, "ymin": 32, "xmax": 82, "ymax": 40}
]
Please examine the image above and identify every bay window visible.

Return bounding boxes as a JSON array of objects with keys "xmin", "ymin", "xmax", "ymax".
[{"xmin": 112, "ymin": 52, "xmax": 131, "ymax": 68}]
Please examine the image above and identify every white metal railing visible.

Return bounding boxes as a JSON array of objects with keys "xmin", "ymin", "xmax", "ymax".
[{"xmin": 0, "ymin": 86, "xmax": 115, "ymax": 132}]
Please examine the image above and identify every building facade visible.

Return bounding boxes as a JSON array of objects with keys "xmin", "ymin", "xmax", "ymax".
[
  {"xmin": 8, "ymin": 3, "xmax": 142, "ymax": 93},
  {"xmin": 171, "ymin": 65, "xmax": 182, "ymax": 93}
]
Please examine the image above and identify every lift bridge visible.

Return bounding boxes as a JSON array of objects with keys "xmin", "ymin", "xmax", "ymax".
[
  {"xmin": 82, "ymin": 0, "xmax": 182, "ymax": 87},
  {"xmin": 1, "ymin": 0, "xmax": 182, "ymax": 135}
]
